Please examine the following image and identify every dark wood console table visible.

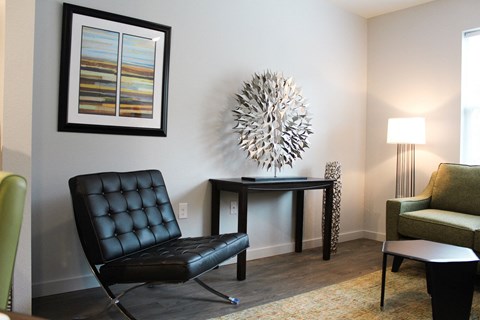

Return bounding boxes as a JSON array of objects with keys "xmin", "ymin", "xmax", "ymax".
[{"xmin": 209, "ymin": 177, "xmax": 335, "ymax": 281}]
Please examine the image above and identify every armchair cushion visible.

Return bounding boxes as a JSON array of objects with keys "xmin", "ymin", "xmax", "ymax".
[
  {"xmin": 430, "ymin": 163, "xmax": 480, "ymax": 215},
  {"xmin": 398, "ymin": 209, "xmax": 480, "ymax": 248}
]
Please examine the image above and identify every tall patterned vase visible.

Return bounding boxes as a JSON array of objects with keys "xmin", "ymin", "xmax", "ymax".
[{"xmin": 322, "ymin": 161, "xmax": 342, "ymax": 254}]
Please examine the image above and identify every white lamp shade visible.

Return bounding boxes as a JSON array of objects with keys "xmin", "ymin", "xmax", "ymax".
[{"xmin": 387, "ymin": 117, "xmax": 426, "ymax": 144}]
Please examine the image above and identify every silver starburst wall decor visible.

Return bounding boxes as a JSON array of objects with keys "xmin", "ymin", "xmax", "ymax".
[{"xmin": 233, "ymin": 71, "xmax": 313, "ymax": 176}]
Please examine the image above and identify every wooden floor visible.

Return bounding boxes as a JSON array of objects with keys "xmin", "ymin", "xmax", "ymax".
[{"xmin": 32, "ymin": 239, "xmax": 385, "ymax": 320}]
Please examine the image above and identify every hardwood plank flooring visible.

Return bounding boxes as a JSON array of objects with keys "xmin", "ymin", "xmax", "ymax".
[{"xmin": 32, "ymin": 239, "xmax": 386, "ymax": 319}]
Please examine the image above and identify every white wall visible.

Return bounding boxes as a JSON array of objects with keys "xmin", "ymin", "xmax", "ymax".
[
  {"xmin": 1, "ymin": 0, "xmax": 35, "ymax": 313},
  {"xmin": 365, "ymin": 0, "xmax": 480, "ymax": 237},
  {"xmin": 32, "ymin": 0, "xmax": 367, "ymax": 296}
]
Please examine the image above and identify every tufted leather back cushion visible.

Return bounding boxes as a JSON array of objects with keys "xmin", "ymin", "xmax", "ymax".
[{"xmin": 69, "ymin": 170, "xmax": 181, "ymax": 264}]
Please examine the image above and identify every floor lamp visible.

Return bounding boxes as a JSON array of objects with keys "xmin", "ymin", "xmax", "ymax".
[{"xmin": 387, "ymin": 117, "xmax": 425, "ymax": 198}]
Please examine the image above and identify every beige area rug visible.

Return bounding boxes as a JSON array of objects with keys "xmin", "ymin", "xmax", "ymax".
[{"xmin": 211, "ymin": 264, "xmax": 480, "ymax": 320}]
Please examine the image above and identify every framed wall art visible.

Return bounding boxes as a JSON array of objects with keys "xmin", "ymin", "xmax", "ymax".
[{"xmin": 58, "ymin": 3, "xmax": 171, "ymax": 136}]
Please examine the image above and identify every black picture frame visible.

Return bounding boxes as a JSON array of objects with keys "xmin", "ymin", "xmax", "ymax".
[{"xmin": 58, "ymin": 3, "xmax": 171, "ymax": 136}]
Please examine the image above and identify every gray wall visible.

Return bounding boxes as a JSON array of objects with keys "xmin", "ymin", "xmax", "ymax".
[{"xmin": 32, "ymin": 0, "xmax": 367, "ymax": 296}]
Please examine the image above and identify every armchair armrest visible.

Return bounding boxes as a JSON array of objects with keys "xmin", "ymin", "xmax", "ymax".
[
  {"xmin": 386, "ymin": 195, "xmax": 431, "ymax": 240},
  {"xmin": 385, "ymin": 170, "xmax": 437, "ymax": 240}
]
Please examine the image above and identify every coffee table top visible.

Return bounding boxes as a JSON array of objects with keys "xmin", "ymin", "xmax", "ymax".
[{"xmin": 383, "ymin": 240, "xmax": 479, "ymax": 263}]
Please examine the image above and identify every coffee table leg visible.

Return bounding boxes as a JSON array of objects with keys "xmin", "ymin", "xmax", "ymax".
[
  {"xmin": 427, "ymin": 261, "xmax": 477, "ymax": 320},
  {"xmin": 380, "ymin": 253, "xmax": 388, "ymax": 309}
]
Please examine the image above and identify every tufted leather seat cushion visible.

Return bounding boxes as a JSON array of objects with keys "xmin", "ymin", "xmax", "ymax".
[{"xmin": 100, "ymin": 233, "xmax": 249, "ymax": 284}]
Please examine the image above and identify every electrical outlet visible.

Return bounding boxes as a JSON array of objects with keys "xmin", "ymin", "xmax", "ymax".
[
  {"xmin": 179, "ymin": 203, "xmax": 188, "ymax": 219},
  {"xmin": 230, "ymin": 201, "xmax": 238, "ymax": 215}
]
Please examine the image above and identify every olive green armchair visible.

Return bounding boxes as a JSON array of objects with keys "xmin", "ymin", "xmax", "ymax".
[
  {"xmin": 387, "ymin": 162, "xmax": 480, "ymax": 245},
  {"xmin": 0, "ymin": 172, "xmax": 27, "ymax": 311},
  {"xmin": 386, "ymin": 163, "xmax": 480, "ymax": 271}
]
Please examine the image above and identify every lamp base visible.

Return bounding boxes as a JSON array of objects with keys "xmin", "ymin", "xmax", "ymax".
[{"xmin": 395, "ymin": 144, "xmax": 416, "ymax": 198}]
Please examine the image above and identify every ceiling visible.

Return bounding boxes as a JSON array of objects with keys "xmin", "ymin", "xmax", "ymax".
[{"xmin": 328, "ymin": 0, "xmax": 436, "ymax": 18}]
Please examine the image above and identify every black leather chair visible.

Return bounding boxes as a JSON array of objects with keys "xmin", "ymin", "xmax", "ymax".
[{"xmin": 69, "ymin": 169, "xmax": 249, "ymax": 319}]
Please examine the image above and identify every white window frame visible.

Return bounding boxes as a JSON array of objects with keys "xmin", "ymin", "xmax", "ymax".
[{"xmin": 461, "ymin": 28, "xmax": 480, "ymax": 164}]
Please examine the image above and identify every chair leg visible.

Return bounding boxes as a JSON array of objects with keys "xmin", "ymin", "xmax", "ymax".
[
  {"xmin": 194, "ymin": 278, "xmax": 240, "ymax": 305},
  {"xmin": 76, "ymin": 258, "xmax": 239, "ymax": 319},
  {"xmin": 73, "ymin": 281, "xmax": 147, "ymax": 320},
  {"xmin": 105, "ymin": 283, "xmax": 149, "ymax": 319},
  {"xmin": 391, "ymin": 256, "xmax": 404, "ymax": 272},
  {"xmin": 76, "ymin": 278, "xmax": 239, "ymax": 320}
]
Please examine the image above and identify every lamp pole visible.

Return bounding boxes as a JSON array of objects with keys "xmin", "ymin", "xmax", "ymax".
[
  {"xmin": 395, "ymin": 143, "xmax": 416, "ymax": 198},
  {"xmin": 387, "ymin": 117, "xmax": 425, "ymax": 198}
]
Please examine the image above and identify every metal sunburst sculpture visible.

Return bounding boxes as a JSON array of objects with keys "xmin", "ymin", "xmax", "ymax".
[{"xmin": 233, "ymin": 71, "xmax": 313, "ymax": 176}]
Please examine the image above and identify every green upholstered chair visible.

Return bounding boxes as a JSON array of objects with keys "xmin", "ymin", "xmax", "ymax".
[
  {"xmin": 0, "ymin": 172, "xmax": 27, "ymax": 311},
  {"xmin": 386, "ymin": 163, "xmax": 480, "ymax": 270}
]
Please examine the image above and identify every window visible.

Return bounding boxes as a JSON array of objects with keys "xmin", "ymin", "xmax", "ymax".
[{"xmin": 461, "ymin": 29, "xmax": 480, "ymax": 164}]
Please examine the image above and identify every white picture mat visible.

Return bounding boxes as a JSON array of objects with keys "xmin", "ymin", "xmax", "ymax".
[{"xmin": 67, "ymin": 13, "xmax": 166, "ymax": 129}]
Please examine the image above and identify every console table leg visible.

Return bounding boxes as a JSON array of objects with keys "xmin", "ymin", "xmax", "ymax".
[
  {"xmin": 237, "ymin": 189, "xmax": 248, "ymax": 280},
  {"xmin": 237, "ymin": 251, "xmax": 246, "ymax": 281},
  {"xmin": 211, "ymin": 185, "xmax": 220, "ymax": 236},
  {"xmin": 295, "ymin": 190, "xmax": 305, "ymax": 253}
]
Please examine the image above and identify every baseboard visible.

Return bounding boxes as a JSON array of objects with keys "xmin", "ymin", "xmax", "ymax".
[
  {"xmin": 32, "ymin": 274, "xmax": 99, "ymax": 298},
  {"xmin": 219, "ymin": 230, "xmax": 370, "ymax": 263},
  {"xmin": 33, "ymin": 230, "xmax": 380, "ymax": 298},
  {"xmin": 362, "ymin": 230, "xmax": 386, "ymax": 242}
]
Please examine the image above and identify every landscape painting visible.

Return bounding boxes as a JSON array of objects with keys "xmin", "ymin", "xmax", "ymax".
[{"xmin": 58, "ymin": 3, "xmax": 171, "ymax": 136}]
